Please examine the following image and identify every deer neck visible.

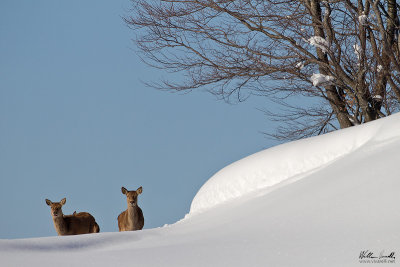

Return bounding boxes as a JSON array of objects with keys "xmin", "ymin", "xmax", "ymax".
[
  {"xmin": 127, "ymin": 205, "xmax": 139, "ymax": 220},
  {"xmin": 52, "ymin": 214, "xmax": 68, "ymax": 235}
]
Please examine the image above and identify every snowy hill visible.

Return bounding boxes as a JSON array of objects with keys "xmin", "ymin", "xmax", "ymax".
[{"xmin": 1, "ymin": 114, "xmax": 400, "ymax": 266}]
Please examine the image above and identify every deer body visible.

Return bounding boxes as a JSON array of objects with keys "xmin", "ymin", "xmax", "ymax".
[
  {"xmin": 118, "ymin": 186, "xmax": 144, "ymax": 231},
  {"xmin": 45, "ymin": 198, "xmax": 100, "ymax": 236}
]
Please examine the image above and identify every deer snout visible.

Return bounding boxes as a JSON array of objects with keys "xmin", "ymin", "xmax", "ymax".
[{"xmin": 129, "ymin": 201, "xmax": 136, "ymax": 206}]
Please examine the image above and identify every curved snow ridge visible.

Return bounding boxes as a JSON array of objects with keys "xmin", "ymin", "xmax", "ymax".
[{"xmin": 190, "ymin": 114, "xmax": 400, "ymax": 215}]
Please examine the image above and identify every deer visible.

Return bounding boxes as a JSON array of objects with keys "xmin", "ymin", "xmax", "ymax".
[
  {"xmin": 45, "ymin": 198, "xmax": 100, "ymax": 236},
  {"xmin": 117, "ymin": 186, "xmax": 144, "ymax": 231}
]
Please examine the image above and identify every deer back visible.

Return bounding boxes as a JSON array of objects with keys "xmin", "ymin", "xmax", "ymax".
[{"xmin": 63, "ymin": 212, "xmax": 99, "ymax": 235}]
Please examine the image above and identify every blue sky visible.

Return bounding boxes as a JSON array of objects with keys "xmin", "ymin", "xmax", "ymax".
[{"xmin": 0, "ymin": 0, "xmax": 278, "ymax": 239}]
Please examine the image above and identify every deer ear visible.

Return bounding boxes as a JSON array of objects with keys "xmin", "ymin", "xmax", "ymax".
[
  {"xmin": 45, "ymin": 199, "xmax": 52, "ymax": 206},
  {"xmin": 60, "ymin": 198, "xmax": 66, "ymax": 205},
  {"xmin": 121, "ymin": 187, "xmax": 128, "ymax": 195},
  {"xmin": 136, "ymin": 186, "xmax": 143, "ymax": 195}
]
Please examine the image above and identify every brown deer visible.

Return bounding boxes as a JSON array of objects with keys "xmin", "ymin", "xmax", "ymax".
[
  {"xmin": 117, "ymin": 186, "xmax": 144, "ymax": 231},
  {"xmin": 45, "ymin": 198, "xmax": 100, "ymax": 236}
]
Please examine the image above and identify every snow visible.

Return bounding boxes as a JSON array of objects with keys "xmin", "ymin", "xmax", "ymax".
[
  {"xmin": 349, "ymin": 117, "xmax": 360, "ymax": 125},
  {"xmin": 296, "ymin": 61, "xmax": 305, "ymax": 69},
  {"xmin": 190, "ymin": 112, "xmax": 397, "ymax": 214},
  {"xmin": 1, "ymin": 113, "xmax": 400, "ymax": 266},
  {"xmin": 308, "ymin": 36, "xmax": 329, "ymax": 53},
  {"xmin": 377, "ymin": 64, "xmax": 383, "ymax": 72},
  {"xmin": 310, "ymin": 73, "xmax": 335, "ymax": 86},
  {"xmin": 358, "ymin": 14, "xmax": 368, "ymax": 25},
  {"xmin": 353, "ymin": 44, "xmax": 361, "ymax": 62}
]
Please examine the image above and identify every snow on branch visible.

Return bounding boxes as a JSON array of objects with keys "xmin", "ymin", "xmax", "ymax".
[
  {"xmin": 310, "ymin": 73, "xmax": 334, "ymax": 87},
  {"xmin": 353, "ymin": 44, "xmax": 362, "ymax": 64},
  {"xmin": 296, "ymin": 61, "xmax": 305, "ymax": 70},
  {"xmin": 358, "ymin": 13, "xmax": 368, "ymax": 25},
  {"xmin": 307, "ymin": 36, "xmax": 329, "ymax": 54}
]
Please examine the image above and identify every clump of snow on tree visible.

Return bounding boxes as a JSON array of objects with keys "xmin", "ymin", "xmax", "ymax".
[
  {"xmin": 307, "ymin": 36, "xmax": 329, "ymax": 53},
  {"xmin": 310, "ymin": 73, "xmax": 334, "ymax": 87},
  {"xmin": 353, "ymin": 44, "xmax": 362, "ymax": 63},
  {"xmin": 373, "ymin": 95, "xmax": 383, "ymax": 101},
  {"xmin": 358, "ymin": 13, "xmax": 368, "ymax": 25},
  {"xmin": 296, "ymin": 61, "xmax": 305, "ymax": 69},
  {"xmin": 377, "ymin": 65, "xmax": 383, "ymax": 72}
]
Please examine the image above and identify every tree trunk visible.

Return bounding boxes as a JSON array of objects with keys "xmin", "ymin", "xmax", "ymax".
[{"xmin": 308, "ymin": 0, "xmax": 353, "ymax": 128}]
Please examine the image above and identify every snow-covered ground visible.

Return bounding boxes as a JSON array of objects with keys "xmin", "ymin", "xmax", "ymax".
[{"xmin": 1, "ymin": 114, "xmax": 400, "ymax": 266}]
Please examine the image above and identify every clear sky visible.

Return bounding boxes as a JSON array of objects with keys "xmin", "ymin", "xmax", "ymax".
[{"xmin": 0, "ymin": 0, "xmax": 278, "ymax": 239}]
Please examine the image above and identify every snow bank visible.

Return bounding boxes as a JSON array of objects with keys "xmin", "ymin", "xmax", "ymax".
[
  {"xmin": 1, "ymin": 114, "xmax": 400, "ymax": 267},
  {"xmin": 190, "ymin": 113, "xmax": 400, "ymax": 214}
]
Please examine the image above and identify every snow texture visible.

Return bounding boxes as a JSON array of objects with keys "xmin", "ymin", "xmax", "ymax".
[
  {"xmin": 377, "ymin": 64, "xmax": 383, "ymax": 72},
  {"xmin": 1, "ymin": 113, "xmax": 400, "ymax": 267},
  {"xmin": 310, "ymin": 73, "xmax": 334, "ymax": 87}
]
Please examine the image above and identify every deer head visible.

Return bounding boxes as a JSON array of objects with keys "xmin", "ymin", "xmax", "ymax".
[
  {"xmin": 121, "ymin": 187, "xmax": 142, "ymax": 208},
  {"xmin": 45, "ymin": 198, "xmax": 66, "ymax": 217}
]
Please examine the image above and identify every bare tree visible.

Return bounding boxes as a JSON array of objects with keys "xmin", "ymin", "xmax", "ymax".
[{"xmin": 124, "ymin": 0, "xmax": 400, "ymax": 140}]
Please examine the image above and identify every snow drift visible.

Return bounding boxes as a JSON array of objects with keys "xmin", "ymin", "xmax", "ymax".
[
  {"xmin": 190, "ymin": 113, "xmax": 400, "ymax": 214},
  {"xmin": 1, "ymin": 113, "xmax": 400, "ymax": 267}
]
